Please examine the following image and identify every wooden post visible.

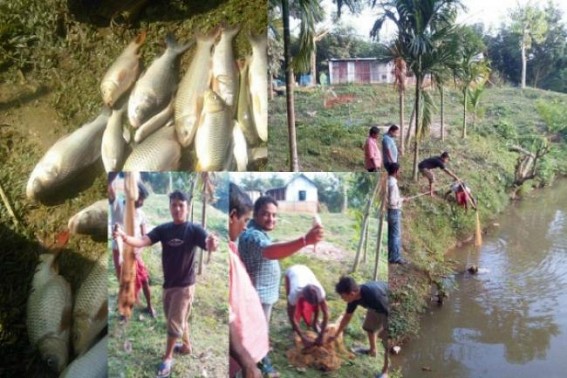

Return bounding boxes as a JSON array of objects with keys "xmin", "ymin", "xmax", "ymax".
[{"xmin": 352, "ymin": 175, "xmax": 381, "ymax": 272}]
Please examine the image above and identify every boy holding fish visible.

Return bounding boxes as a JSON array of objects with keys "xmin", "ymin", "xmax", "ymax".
[{"xmin": 114, "ymin": 190, "xmax": 219, "ymax": 378}]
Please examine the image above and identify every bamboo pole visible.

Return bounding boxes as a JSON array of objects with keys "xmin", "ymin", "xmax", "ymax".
[
  {"xmin": 352, "ymin": 175, "xmax": 381, "ymax": 272},
  {"xmin": 373, "ymin": 175, "xmax": 388, "ymax": 281}
]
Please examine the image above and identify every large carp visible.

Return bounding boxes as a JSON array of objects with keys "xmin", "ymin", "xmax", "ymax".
[
  {"xmin": 26, "ymin": 254, "xmax": 72, "ymax": 373},
  {"xmin": 128, "ymin": 34, "xmax": 191, "ymax": 128},
  {"xmin": 174, "ymin": 28, "xmax": 219, "ymax": 147},
  {"xmin": 101, "ymin": 32, "xmax": 146, "ymax": 108},
  {"xmin": 26, "ymin": 109, "xmax": 110, "ymax": 201}
]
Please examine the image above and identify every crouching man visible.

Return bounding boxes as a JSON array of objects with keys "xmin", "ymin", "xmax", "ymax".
[
  {"xmin": 330, "ymin": 276, "xmax": 389, "ymax": 378},
  {"xmin": 285, "ymin": 264, "xmax": 329, "ymax": 347}
]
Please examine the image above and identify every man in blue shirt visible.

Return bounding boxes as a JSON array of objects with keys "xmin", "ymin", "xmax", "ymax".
[{"xmin": 382, "ymin": 124, "xmax": 400, "ymax": 171}]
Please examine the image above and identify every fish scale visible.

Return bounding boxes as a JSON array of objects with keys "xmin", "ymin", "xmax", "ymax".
[
  {"xmin": 101, "ymin": 105, "xmax": 127, "ymax": 172},
  {"xmin": 27, "ymin": 254, "xmax": 72, "ymax": 373},
  {"xmin": 72, "ymin": 252, "xmax": 108, "ymax": 356},
  {"xmin": 195, "ymin": 89, "xmax": 232, "ymax": 171},
  {"xmin": 123, "ymin": 124, "xmax": 181, "ymax": 171}
]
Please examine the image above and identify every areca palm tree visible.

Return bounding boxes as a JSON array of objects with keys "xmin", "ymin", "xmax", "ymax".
[
  {"xmin": 271, "ymin": 0, "xmax": 324, "ymax": 171},
  {"xmin": 372, "ymin": 0, "xmax": 463, "ymax": 180}
]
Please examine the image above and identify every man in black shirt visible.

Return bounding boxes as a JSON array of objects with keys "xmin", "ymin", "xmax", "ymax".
[
  {"xmin": 115, "ymin": 190, "xmax": 218, "ymax": 378},
  {"xmin": 418, "ymin": 151, "xmax": 461, "ymax": 196},
  {"xmin": 330, "ymin": 276, "xmax": 389, "ymax": 378}
]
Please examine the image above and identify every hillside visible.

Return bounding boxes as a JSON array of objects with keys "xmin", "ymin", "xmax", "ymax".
[{"xmin": 269, "ymin": 83, "xmax": 567, "ymax": 352}]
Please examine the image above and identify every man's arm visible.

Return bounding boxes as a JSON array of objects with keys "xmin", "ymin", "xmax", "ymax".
[
  {"xmin": 229, "ymin": 322, "xmax": 262, "ymax": 378},
  {"xmin": 115, "ymin": 227, "xmax": 153, "ymax": 248},
  {"xmin": 443, "ymin": 167, "xmax": 460, "ymax": 181},
  {"xmin": 262, "ymin": 224, "xmax": 323, "ymax": 260},
  {"xmin": 315, "ymin": 300, "xmax": 329, "ymax": 345},
  {"xmin": 333, "ymin": 311, "xmax": 353, "ymax": 338},
  {"xmin": 287, "ymin": 303, "xmax": 311, "ymax": 347}
]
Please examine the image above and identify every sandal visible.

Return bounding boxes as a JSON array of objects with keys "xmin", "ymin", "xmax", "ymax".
[
  {"xmin": 258, "ymin": 356, "xmax": 280, "ymax": 378},
  {"xmin": 173, "ymin": 342, "xmax": 192, "ymax": 355},
  {"xmin": 156, "ymin": 359, "xmax": 173, "ymax": 378},
  {"xmin": 352, "ymin": 347, "xmax": 376, "ymax": 356}
]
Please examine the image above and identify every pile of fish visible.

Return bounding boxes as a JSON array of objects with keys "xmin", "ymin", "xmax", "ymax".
[
  {"xmin": 27, "ymin": 251, "xmax": 108, "ymax": 377},
  {"xmin": 26, "ymin": 26, "xmax": 266, "ymax": 201}
]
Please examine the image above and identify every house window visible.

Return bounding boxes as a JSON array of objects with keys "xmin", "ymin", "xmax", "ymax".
[
  {"xmin": 298, "ymin": 190, "xmax": 307, "ymax": 201},
  {"xmin": 381, "ymin": 74, "xmax": 387, "ymax": 80}
]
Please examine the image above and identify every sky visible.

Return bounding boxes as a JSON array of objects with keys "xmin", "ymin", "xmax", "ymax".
[{"xmin": 308, "ymin": 0, "xmax": 567, "ymax": 41}]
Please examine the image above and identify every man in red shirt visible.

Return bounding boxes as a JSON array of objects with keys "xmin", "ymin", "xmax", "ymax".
[{"xmin": 364, "ymin": 126, "xmax": 382, "ymax": 172}]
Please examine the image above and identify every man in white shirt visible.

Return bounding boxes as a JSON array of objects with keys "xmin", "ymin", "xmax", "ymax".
[
  {"xmin": 284, "ymin": 264, "xmax": 329, "ymax": 347},
  {"xmin": 387, "ymin": 163, "xmax": 405, "ymax": 264}
]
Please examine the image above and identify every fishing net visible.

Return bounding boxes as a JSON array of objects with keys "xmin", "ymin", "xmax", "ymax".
[{"xmin": 286, "ymin": 323, "xmax": 355, "ymax": 371}]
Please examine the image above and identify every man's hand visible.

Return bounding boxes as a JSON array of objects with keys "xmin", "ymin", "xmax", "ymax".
[
  {"xmin": 304, "ymin": 224, "xmax": 324, "ymax": 245},
  {"xmin": 327, "ymin": 333, "xmax": 338, "ymax": 344},
  {"xmin": 206, "ymin": 233, "xmax": 219, "ymax": 252},
  {"xmin": 314, "ymin": 333, "xmax": 324, "ymax": 346},
  {"xmin": 242, "ymin": 364, "xmax": 262, "ymax": 378},
  {"xmin": 301, "ymin": 336, "xmax": 314, "ymax": 348},
  {"xmin": 112, "ymin": 224, "xmax": 124, "ymax": 240}
]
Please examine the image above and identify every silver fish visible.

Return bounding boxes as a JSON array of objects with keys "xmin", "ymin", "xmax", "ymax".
[
  {"xmin": 101, "ymin": 104, "xmax": 128, "ymax": 172},
  {"xmin": 68, "ymin": 199, "xmax": 108, "ymax": 237},
  {"xmin": 26, "ymin": 109, "xmax": 110, "ymax": 200},
  {"xmin": 248, "ymin": 33, "xmax": 268, "ymax": 142},
  {"xmin": 128, "ymin": 34, "xmax": 191, "ymax": 128},
  {"xmin": 236, "ymin": 57, "xmax": 260, "ymax": 146},
  {"xmin": 123, "ymin": 123, "xmax": 181, "ymax": 171},
  {"xmin": 195, "ymin": 89, "xmax": 232, "ymax": 171},
  {"xmin": 27, "ymin": 254, "xmax": 72, "ymax": 373},
  {"xmin": 233, "ymin": 121, "xmax": 248, "ymax": 171},
  {"xmin": 212, "ymin": 25, "xmax": 240, "ymax": 108},
  {"xmin": 72, "ymin": 252, "xmax": 108, "ymax": 356},
  {"xmin": 101, "ymin": 32, "xmax": 146, "ymax": 108},
  {"xmin": 133, "ymin": 100, "xmax": 173, "ymax": 143},
  {"xmin": 174, "ymin": 28, "xmax": 219, "ymax": 147},
  {"xmin": 60, "ymin": 335, "xmax": 108, "ymax": 378}
]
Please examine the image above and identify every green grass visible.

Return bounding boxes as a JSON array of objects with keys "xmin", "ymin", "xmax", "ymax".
[
  {"xmin": 108, "ymin": 193, "xmax": 229, "ymax": 378},
  {"xmin": 268, "ymin": 83, "xmax": 567, "ymax": 350},
  {"xmin": 258, "ymin": 209, "xmax": 388, "ymax": 377}
]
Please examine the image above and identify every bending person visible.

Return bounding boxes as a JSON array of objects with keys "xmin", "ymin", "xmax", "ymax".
[{"xmin": 285, "ymin": 264, "xmax": 329, "ymax": 347}]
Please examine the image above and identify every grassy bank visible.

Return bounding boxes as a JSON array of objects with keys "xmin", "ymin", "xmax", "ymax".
[
  {"xmin": 268, "ymin": 84, "xmax": 567, "ymax": 356},
  {"xmin": 108, "ymin": 193, "xmax": 229, "ymax": 378},
  {"xmin": 259, "ymin": 209, "xmax": 388, "ymax": 377}
]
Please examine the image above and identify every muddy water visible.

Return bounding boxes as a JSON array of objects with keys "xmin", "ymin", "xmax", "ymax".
[{"xmin": 397, "ymin": 181, "xmax": 567, "ymax": 377}]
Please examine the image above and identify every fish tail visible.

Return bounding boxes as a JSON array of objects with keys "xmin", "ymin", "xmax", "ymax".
[
  {"xmin": 248, "ymin": 32, "xmax": 267, "ymax": 49},
  {"xmin": 222, "ymin": 23, "xmax": 241, "ymax": 39},
  {"xmin": 165, "ymin": 33, "xmax": 191, "ymax": 55},
  {"xmin": 197, "ymin": 25, "xmax": 222, "ymax": 44}
]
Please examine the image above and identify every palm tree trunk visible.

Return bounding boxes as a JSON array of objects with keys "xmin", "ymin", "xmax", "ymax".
[
  {"xmin": 283, "ymin": 0, "xmax": 299, "ymax": 171},
  {"xmin": 362, "ymin": 220, "xmax": 369, "ymax": 264},
  {"xmin": 521, "ymin": 42, "xmax": 527, "ymax": 89},
  {"xmin": 440, "ymin": 86, "xmax": 445, "ymax": 141},
  {"xmin": 399, "ymin": 89, "xmax": 405, "ymax": 156},
  {"xmin": 412, "ymin": 75, "xmax": 421, "ymax": 181},
  {"xmin": 405, "ymin": 101, "xmax": 416, "ymax": 149},
  {"xmin": 462, "ymin": 88, "xmax": 467, "ymax": 138},
  {"xmin": 311, "ymin": 48, "xmax": 317, "ymax": 86}
]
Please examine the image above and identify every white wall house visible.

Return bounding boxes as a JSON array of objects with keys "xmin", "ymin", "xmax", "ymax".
[{"xmin": 266, "ymin": 174, "xmax": 318, "ymax": 214}]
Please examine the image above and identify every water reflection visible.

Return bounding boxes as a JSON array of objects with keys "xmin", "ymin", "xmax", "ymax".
[{"xmin": 398, "ymin": 182, "xmax": 567, "ymax": 377}]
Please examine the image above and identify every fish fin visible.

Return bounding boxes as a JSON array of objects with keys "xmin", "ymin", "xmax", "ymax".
[
  {"xmin": 118, "ymin": 69, "xmax": 128, "ymax": 82},
  {"xmin": 95, "ymin": 300, "xmax": 109, "ymax": 321},
  {"xmin": 219, "ymin": 22, "xmax": 241, "ymax": 39},
  {"xmin": 236, "ymin": 57, "xmax": 250, "ymax": 73}
]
